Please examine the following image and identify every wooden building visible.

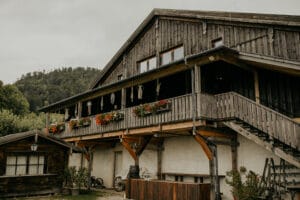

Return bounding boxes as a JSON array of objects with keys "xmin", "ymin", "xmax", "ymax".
[
  {"xmin": 0, "ymin": 131, "xmax": 78, "ymax": 198},
  {"xmin": 39, "ymin": 9, "xmax": 300, "ymax": 200}
]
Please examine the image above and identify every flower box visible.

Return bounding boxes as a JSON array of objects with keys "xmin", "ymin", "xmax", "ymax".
[
  {"xmin": 96, "ymin": 111, "xmax": 124, "ymax": 126},
  {"xmin": 79, "ymin": 117, "xmax": 91, "ymax": 127},
  {"xmin": 49, "ymin": 123, "xmax": 65, "ymax": 134},
  {"xmin": 133, "ymin": 104, "xmax": 153, "ymax": 117},
  {"xmin": 133, "ymin": 100, "xmax": 171, "ymax": 117},
  {"xmin": 69, "ymin": 119, "xmax": 79, "ymax": 130},
  {"xmin": 154, "ymin": 100, "xmax": 171, "ymax": 113}
]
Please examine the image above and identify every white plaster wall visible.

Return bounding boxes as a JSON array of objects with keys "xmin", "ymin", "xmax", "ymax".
[
  {"xmin": 91, "ymin": 147, "xmax": 114, "ymax": 188},
  {"xmin": 162, "ymin": 136, "xmax": 210, "ymax": 174},
  {"xmin": 91, "ymin": 142, "xmax": 158, "ymax": 188},
  {"xmin": 237, "ymin": 134, "xmax": 280, "ymax": 174},
  {"xmin": 68, "ymin": 153, "xmax": 83, "ymax": 168},
  {"xmin": 217, "ymin": 144, "xmax": 232, "ymax": 200},
  {"xmin": 139, "ymin": 145, "xmax": 158, "ymax": 179}
]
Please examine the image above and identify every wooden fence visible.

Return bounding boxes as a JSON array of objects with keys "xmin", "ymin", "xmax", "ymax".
[{"xmin": 126, "ymin": 179, "xmax": 210, "ymax": 200}]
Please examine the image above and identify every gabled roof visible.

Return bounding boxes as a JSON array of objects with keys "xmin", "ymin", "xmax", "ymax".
[
  {"xmin": 0, "ymin": 130, "xmax": 81, "ymax": 151},
  {"xmin": 90, "ymin": 8, "xmax": 300, "ymax": 89}
]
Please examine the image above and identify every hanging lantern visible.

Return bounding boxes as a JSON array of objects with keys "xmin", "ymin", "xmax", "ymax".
[
  {"xmin": 138, "ymin": 85, "xmax": 143, "ymax": 100},
  {"xmin": 87, "ymin": 101, "xmax": 92, "ymax": 115},
  {"xmin": 64, "ymin": 108, "xmax": 69, "ymax": 121},
  {"xmin": 100, "ymin": 96, "xmax": 104, "ymax": 110},
  {"xmin": 130, "ymin": 87, "xmax": 134, "ymax": 102},
  {"xmin": 110, "ymin": 93, "xmax": 115, "ymax": 105},
  {"xmin": 156, "ymin": 80, "xmax": 161, "ymax": 96}
]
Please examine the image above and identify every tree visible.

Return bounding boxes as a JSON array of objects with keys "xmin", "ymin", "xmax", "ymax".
[
  {"xmin": 0, "ymin": 84, "xmax": 30, "ymax": 115},
  {"xmin": 15, "ymin": 67, "xmax": 100, "ymax": 112}
]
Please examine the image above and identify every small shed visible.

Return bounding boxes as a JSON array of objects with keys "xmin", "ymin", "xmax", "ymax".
[{"xmin": 0, "ymin": 130, "xmax": 79, "ymax": 198}]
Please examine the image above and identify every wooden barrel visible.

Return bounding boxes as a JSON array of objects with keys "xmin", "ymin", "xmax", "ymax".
[{"xmin": 127, "ymin": 165, "xmax": 140, "ymax": 178}]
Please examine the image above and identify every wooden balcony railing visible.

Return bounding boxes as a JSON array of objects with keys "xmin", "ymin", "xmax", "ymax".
[
  {"xmin": 54, "ymin": 92, "xmax": 299, "ymax": 151},
  {"xmin": 57, "ymin": 93, "xmax": 196, "ymax": 139}
]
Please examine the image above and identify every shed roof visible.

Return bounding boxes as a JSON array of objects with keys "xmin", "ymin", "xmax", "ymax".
[
  {"xmin": 90, "ymin": 8, "xmax": 300, "ymax": 89},
  {"xmin": 0, "ymin": 130, "xmax": 81, "ymax": 151}
]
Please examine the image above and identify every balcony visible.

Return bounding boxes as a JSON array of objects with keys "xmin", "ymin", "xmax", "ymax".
[
  {"xmin": 51, "ymin": 93, "xmax": 214, "ymax": 139},
  {"xmin": 50, "ymin": 92, "xmax": 299, "ymax": 152}
]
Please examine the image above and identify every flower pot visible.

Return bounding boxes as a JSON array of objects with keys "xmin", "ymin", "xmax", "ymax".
[{"xmin": 70, "ymin": 188, "xmax": 79, "ymax": 196}]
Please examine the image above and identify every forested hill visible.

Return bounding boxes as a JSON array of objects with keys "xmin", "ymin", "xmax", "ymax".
[{"xmin": 15, "ymin": 67, "xmax": 100, "ymax": 112}]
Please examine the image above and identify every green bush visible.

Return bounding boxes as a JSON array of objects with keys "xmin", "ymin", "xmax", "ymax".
[{"xmin": 226, "ymin": 166, "xmax": 264, "ymax": 200}]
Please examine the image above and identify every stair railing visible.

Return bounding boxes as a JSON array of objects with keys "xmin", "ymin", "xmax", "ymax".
[{"xmin": 214, "ymin": 92, "xmax": 299, "ymax": 150}]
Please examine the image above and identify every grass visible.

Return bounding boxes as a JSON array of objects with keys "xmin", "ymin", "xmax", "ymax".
[{"xmin": 13, "ymin": 190, "xmax": 105, "ymax": 200}]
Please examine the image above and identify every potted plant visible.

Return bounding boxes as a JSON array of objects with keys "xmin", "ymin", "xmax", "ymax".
[{"xmin": 64, "ymin": 166, "xmax": 88, "ymax": 196}]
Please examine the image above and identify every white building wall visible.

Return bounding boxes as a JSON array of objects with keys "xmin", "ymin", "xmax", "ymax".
[
  {"xmin": 92, "ymin": 146, "xmax": 115, "ymax": 187},
  {"xmin": 162, "ymin": 136, "xmax": 210, "ymax": 174},
  {"xmin": 139, "ymin": 144, "xmax": 158, "ymax": 179},
  {"xmin": 84, "ymin": 134, "xmax": 287, "ymax": 199},
  {"xmin": 237, "ymin": 134, "xmax": 281, "ymax": 174},
  {"xmin": 68, "ymin": 152, "xmax": 83, "ymax": 168}
]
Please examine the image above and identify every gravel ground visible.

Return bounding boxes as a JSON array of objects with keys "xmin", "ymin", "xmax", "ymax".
[{"xmin": 95, "ymin": 189, "xmax": 124, "ymax": 200}]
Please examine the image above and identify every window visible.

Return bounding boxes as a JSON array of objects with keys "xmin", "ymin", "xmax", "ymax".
[
  {"xmin": 160, "ymin": 46, "xmax": 184, "ymax": 65},
  {"xmin": 117, "ymin": 74, "xmax": 123, "ymax": 81},
  {"xmin": 6, "ymin": 154, "xmax": 45, "ymax": 176},
  {"xmin": 138, "ymin": 56, "xmax": 157, "ymax": 73},
  {"xmin": 212, "ymin": 37, "xmax": 223, "ymax": 48}
]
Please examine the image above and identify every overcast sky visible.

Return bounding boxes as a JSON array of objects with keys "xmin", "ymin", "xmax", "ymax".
[{"xmin": 0, "ymin": 0, "xmax": 299, "ymax": 84}]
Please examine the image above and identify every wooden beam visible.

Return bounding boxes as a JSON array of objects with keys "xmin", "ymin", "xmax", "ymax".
[
  {"xmin": 63, "ymin": 120, "xmax": 205, "ymax": 142},
  {"xmin": 136, "ymin": 135, "xmax": 152, "ymax": 156},
  {"xmin": 197, "ymin": 129, "xmax": 233, "ymax": 138},
  {"xmin": 121, "ymin": 140, "xmax": 138, "ymax": 161},
  {"xmin": 194, "ymin": 134, "xmax": 213, "ymax": 161}
]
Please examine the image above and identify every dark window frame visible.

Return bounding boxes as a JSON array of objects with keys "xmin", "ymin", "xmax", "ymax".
[
  {"xmin": 160, "ymin": 45, "xmax": 184, "ymax": 65},
  {"xmin": 5, "ymin": 153, "xmax": 46, "ymax": 176},
  {"xmin": 137, "ymin": 55, "xmax": 157, "ymax": 74}
]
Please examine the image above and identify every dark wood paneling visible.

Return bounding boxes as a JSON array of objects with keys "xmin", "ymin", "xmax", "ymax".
[
  {"xmin": 0, "ymin": 136, "xmax": 69, "ymax": 197},
  {"xmin": 100, "ymin": 17, "xmax": 299, "ymax": 87},
  {"xmin": 126, "ymin": 179, "xmax": 210, "ymax": 200},
  {"xmin": 258, "ymin": 69, "xmax": 300, "ymax": 117}
]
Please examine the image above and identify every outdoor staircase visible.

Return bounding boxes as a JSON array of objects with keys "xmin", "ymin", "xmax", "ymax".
[
  {"xmin": 212, "ymin": 92, "xmax": 300, "ymax": 199},
  {"xmin": 258, "ymin": 158, "xmax": 300, "ymax": 199},
  {"xmin": 223, "ymin": 120, "xmax": 300, "ymax": 168},
  {"xmin": 213, "ymin": 92, "xmax": 300, "ymax": 168}
]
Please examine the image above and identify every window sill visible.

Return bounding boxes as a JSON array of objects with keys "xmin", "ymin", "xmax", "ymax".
[{"xmin": 0, "ymin": 174, "xmax": 58, "ymax": 178}]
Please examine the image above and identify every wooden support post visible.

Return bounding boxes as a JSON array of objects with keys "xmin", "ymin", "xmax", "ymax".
[
  {"xmin": 231, "ymin": 135, "xmax": 238, "ymax": 171},
  {"xmin": 87, "ymin": 146, "xmax": 94, "ymax": 190},
  {"xmin": 253, "ymin": 70, "xmax": 260, "ymax": 104},
  {"xmin": 194, "ymin": 64, "xmax": 201, "ymax": 93},
  {"xmin": 157, "ymin": 139, "xmax": 164, "ymax": 180},
  {"xmin": 121, "ymin": 88, "xmax": 126, "ymax": 109},
  {"xmin": 77, "ymin": 101, "xmax": 82, "ymax": 119},
  {"xmin": 45, "ymin": 112, "xmax": 50, "ymax": 134}
]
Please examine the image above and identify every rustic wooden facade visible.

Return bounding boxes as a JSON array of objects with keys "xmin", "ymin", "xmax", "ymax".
[
  {"xmin": 40, "ymin": 9, "xmax": 300, "ymax": 200},
  {"xmin": 0, "ymin": 131, "xmax": 76, "ymax": 198}
]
